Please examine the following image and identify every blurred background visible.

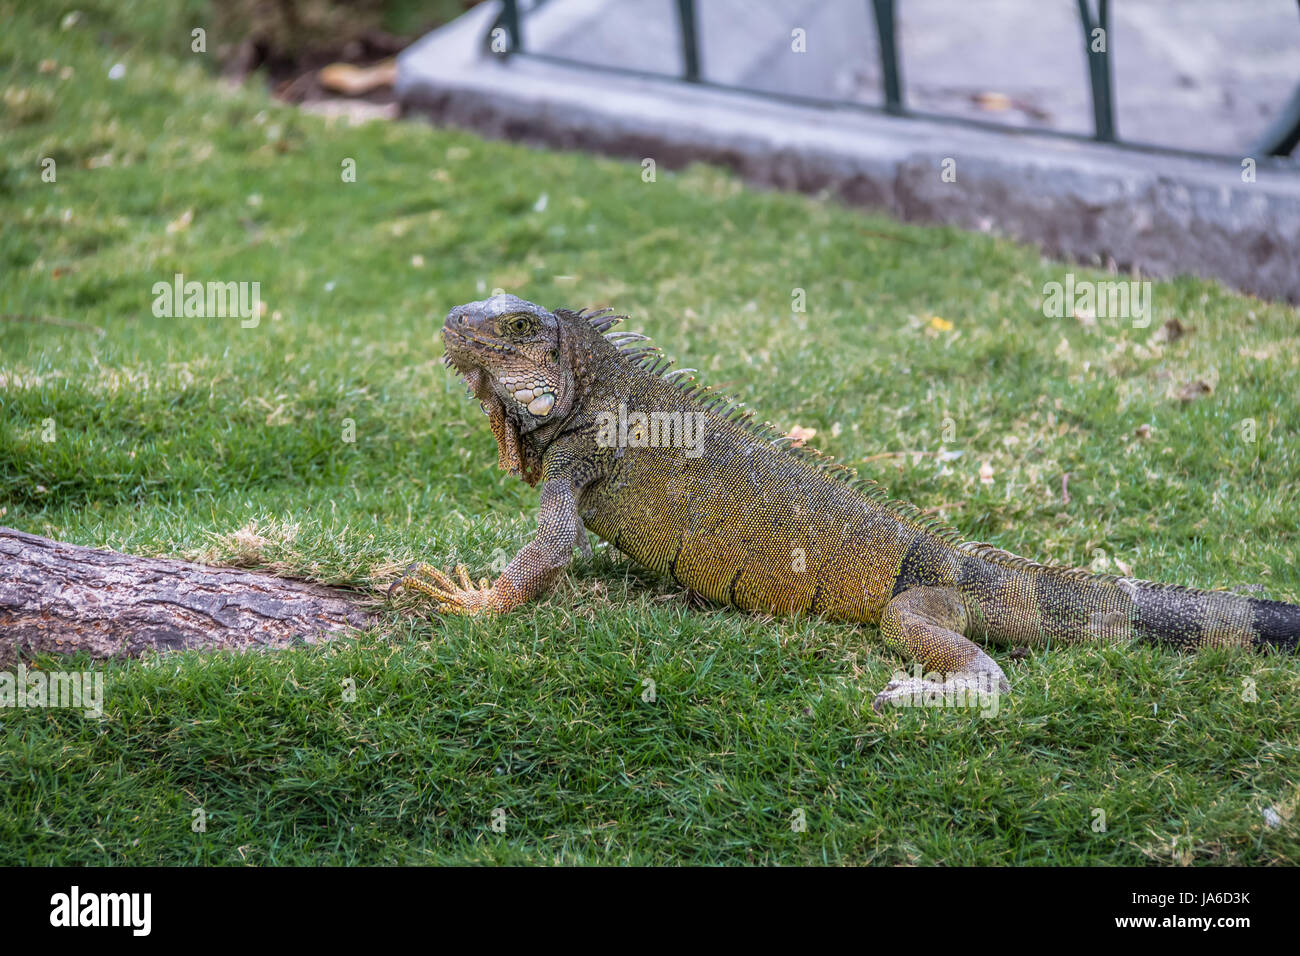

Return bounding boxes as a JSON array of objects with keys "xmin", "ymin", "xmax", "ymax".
[{"xmin": 214, "ymin": 0, "xmax": 1300, "ymax": 158}]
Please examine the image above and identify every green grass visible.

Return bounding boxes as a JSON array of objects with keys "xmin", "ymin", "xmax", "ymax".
[{"xmin": 2, "ymin": 1, "xmax": 1298, "ymax": 865}]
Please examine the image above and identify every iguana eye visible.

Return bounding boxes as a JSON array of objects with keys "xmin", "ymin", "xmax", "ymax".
[{"xmin": 509, "ymin": 317, "xmax": 531, "ymax": 334}]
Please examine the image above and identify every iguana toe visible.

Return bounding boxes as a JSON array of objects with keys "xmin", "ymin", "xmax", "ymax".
[{"xmin": 390, "ymin": 562, "xmax": 501, "ymax": 616}]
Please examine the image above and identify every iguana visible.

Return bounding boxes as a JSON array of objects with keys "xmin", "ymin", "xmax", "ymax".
[{"xmin": 393, "ymin": 294, "xmax": 1299, "ymax": 710}]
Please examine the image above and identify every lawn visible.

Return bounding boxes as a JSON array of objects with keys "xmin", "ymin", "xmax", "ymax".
[{"xmin": 1, "ymin": 0, "xmax": 1298, "ymax": 865}]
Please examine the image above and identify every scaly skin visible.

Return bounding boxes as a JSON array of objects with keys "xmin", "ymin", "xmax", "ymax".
[{"xmin": 395, "ymin": 294, "xmax": 1300, "ymax": 711}]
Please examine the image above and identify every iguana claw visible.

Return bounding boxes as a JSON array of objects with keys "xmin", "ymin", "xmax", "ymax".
[
  {"xmin": 390, "ymin": 562, "xmax": 499, "ymax": 616},
  {"xmin": 386, "ymin": 562, "xmax": 423, "ymax": 599}
]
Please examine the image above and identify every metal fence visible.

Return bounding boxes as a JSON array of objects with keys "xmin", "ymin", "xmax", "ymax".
[{"xmin": 490, "ymin": 0, "xmax": 1300, "ymax": 159}]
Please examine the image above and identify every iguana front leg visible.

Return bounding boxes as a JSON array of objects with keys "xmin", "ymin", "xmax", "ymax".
[
  {"xmin": 392, "ymin": 476, "xmax": 581, "ymax": 616},
  {"xmin": 871, "ymin": 586, "xmax": 1009, "ymax": 713}
]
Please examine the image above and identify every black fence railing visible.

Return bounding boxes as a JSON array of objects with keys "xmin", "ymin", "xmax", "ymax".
[
  {"xmin": 490, "ymin": 0, "xmax": 1300, "ymax": 159},
  {"xmin": 1075, "ymin": 0, "xmax": 1115, "ymax": 143}
]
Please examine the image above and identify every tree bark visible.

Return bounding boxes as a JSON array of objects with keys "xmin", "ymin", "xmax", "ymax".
[{"xmin": 0, "ymin": 527, "xmax": 378, "ymax": 664}]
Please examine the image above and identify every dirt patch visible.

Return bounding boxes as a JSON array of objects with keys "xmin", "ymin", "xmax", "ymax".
[{"xmin": 214, "ymin": 0, "xmax": 481, "ymax": 106}]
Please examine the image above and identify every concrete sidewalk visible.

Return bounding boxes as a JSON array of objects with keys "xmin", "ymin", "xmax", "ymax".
[
  {"xmin": 522, "ymin": 0, "xmax": 1300, "ymax": 157},
  {"xmin": 397, "ymin": 1, "xmax": 1300, "ymax": 303}
]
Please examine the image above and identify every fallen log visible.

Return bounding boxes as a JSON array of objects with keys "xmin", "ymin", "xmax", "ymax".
[{"xmin": 0, "ymin": 527, "xmax": 377, "ymax": 663}]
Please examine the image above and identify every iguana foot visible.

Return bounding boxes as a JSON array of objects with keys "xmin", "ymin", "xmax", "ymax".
[
  {"xmin": 871, "ymin": 669, "xmax": 1008, "ymax": 714},
  {"xmin": 389, "ymin": 562, "xmax": 499, "ymax": 616},
  {"xmin": 875, "ymin": 587, "xmax": 1010, "ymax": 715}
]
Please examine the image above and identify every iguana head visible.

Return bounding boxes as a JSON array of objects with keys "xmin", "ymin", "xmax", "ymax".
[{"xmin": 442, "ymin": 294, "xmax": 580, "ymax": 424}]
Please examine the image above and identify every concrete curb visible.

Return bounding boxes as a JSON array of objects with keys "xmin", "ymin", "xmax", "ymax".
[{"xmin": 398, "ymin": 2, "xmax": 1300, "ymax": 304}]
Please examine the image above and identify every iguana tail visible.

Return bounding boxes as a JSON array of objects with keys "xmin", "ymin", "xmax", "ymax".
[
  {"xmin": 873, "ymin": 526, "xmax": 1297, "ymax": 710},
  {"xmin": 958, "ymin": 546, "xmax": 1300, "ymax": 652},
  {"xmin": 1120, "ymin": 578, "xmax": 1300, "ymax": 652}
]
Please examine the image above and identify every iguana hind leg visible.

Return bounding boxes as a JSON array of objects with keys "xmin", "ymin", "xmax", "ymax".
[{"xmin": 872, "ymin": 586, "xmax": 1009, "ymax": 713}]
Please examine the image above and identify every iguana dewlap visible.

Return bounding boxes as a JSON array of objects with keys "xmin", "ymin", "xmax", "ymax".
[{"xmin": 394, "ymin": 294, "xmax": 1299, "ymax": 711}]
